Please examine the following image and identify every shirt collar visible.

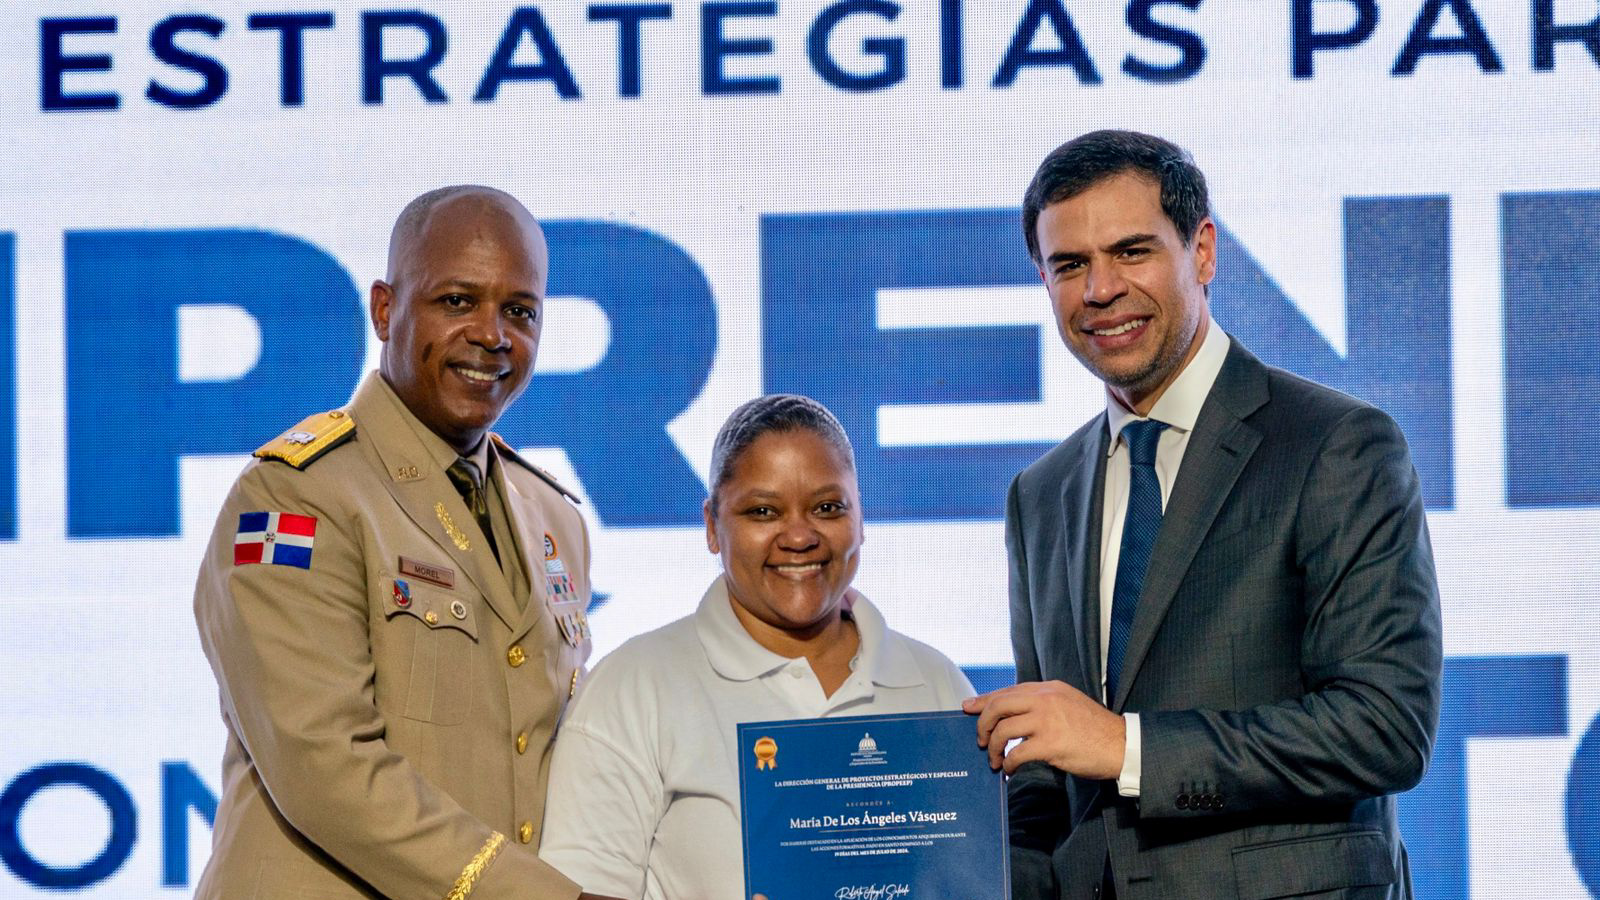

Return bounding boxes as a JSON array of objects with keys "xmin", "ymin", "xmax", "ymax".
[
  {"xmin": 1104, "ymin": 318, "xmax": 1230, "ymax": 454},
  {"xmin": 694, "ymin": 575, "xmax": 924, "ymax": 689}
]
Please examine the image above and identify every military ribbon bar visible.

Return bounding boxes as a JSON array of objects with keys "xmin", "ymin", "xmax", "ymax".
[{"xmin": 234, "ymin": 511, "xmax": 317, "ymax": 568}]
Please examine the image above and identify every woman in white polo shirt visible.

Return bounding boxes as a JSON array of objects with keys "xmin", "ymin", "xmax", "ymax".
[{"xmin": 539, "ymin": 394, "xmax": 974, "ymax": 900}]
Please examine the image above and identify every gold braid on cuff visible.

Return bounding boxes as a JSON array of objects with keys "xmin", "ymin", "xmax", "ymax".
[{"xmin": 445, "ymin": 832, "xmax": 506, "ymax": 900}]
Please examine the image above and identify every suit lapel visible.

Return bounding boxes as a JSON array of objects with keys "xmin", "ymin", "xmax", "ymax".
[
  {"xmin": 1110, "ymin": 343, "xmax": 1269, "ymax": 711},
  {"xmin": 1062, "ymin": 422, "xmax": 1110, "ymax": 692},
  {"xmin": 350, "ymin": 376, "xmax": 522, "ymax": 631}
]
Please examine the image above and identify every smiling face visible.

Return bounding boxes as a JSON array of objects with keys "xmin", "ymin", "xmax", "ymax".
[
  {"xmin": 1035, "ymin": 171, "xmax": 1216, "ymax": 414},
  {"xmin": 372, "ymin": 192, "xmax": 547, "ymax": 453},
  {"xmin": 704, "ymin": 428, "xmax": 864, "ymax": 647}
]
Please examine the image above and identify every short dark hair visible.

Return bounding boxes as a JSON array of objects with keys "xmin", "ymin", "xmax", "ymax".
[
  {"xmin": 707, "ymin": 395, "xmax": 855, "ymax": 514},
  {"xmin": 1022, "ymin": 130, "xmax": 1211, "ymax": 262}
]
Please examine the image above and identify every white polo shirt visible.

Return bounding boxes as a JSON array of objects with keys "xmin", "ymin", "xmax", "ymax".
[{"xmin": 539, "ymin": 577, "xmax": 975, "ymax": 900}]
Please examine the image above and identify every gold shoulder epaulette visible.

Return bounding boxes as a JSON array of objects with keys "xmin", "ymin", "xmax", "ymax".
[
  {"xmin": 254, "ymin": 410, "xmax": 356, "ymax": 470},
  {"xmin": 491, "ymin": 434, "xmax": 582, "ymax": 504}
]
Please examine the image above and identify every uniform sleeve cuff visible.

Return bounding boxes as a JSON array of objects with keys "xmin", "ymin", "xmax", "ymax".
[{"xmin": 467, "ymin": 839, "xmax": 582, "ymax": 900}]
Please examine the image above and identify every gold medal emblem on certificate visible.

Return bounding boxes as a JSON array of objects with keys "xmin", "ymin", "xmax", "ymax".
[{"xmin": 754, "ymin": 736, "xmax": 778, "ymax": 771}]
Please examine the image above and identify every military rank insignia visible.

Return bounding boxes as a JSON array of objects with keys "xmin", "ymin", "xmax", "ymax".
[
  {"xmin": 545, "ymin": 571, "xmax": 589, "ymax": 646},
  {"xmin": 234, "ymin": 512, "xmax": 317, "ymax": 568},
  {"xmin": 548, "ymin": 571, "xmax": 576, "ymax": 600}
]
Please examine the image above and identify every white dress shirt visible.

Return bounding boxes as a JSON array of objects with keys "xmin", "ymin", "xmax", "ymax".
[
  {"xmin": 539, "ymin": 577, "xmax": 975, "ymax": 900},
  {"xmin": 1100, "ymin": 320, "xmax": 1230, "ymax": 796}
]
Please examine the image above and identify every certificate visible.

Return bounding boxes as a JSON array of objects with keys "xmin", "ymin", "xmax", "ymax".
[{"xmin": 737, "ymin": 710, "xmax": 1009, "ymax": 900}]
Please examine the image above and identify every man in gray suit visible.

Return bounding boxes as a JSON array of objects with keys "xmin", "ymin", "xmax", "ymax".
[{"xmin": 964, "ymin": 130, "xmax": 1442, "ymax": 898}]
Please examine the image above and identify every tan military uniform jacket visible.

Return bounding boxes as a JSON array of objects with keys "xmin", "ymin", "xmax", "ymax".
[{"xmin": 194, "ymin": 372, "xmax": 591, "ymax": 900}]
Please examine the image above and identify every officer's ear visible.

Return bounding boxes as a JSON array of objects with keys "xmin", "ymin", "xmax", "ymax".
[{"xmin": 370, "ymin": 280, "xmax": 395, "ymax": 341}]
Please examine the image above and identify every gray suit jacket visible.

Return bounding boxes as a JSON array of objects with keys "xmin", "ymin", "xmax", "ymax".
[{"xmin": 1006, "ymin": 341, "xmax": 1442, "ymax": 900}]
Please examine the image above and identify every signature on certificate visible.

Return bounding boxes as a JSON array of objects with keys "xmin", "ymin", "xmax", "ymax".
[{"xmin": 835, "ymin": 885, "xmax": 911, "ymax": 900}]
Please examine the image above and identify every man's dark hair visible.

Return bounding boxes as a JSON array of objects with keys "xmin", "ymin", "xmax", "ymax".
[
  {"xmin": 1022, "ymin": 129, "xmax": 1211, "ymax": 262},
  {"xmin": 707, "ymin": 394, "xmax": 855, "ymax": 514}
]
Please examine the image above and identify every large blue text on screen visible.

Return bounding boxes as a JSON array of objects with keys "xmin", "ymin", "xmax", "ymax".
[
  {"xmin": 6, "ymin": 194, "xmax": 1600, "ymax": 539},
  {"xmin": 2, "ymin": 195, "xmax": 1600, "ymax": 893},
  {"xmin": 28, "ymin": 1, "xmax": 1600, "ymax": 111}
]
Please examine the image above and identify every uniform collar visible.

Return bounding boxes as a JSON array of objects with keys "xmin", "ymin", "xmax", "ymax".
[
  {"xmin": 462, "ymin": 437, "xmax": 492, "ymax": 481},
  {"xmin": 366, "ymin": 372, "xmax": 491, "ymax": 475},
  {"xmin": 694, "ymin": 576, "xmax": 924, "ymax": 689},
  {"xmin": 1104, "ymin": 318, "xmax": 1230, "ymax": 454}
]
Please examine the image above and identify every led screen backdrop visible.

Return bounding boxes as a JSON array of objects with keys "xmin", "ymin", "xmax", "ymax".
[{"xmin": 2, "ymin": 1, "xmax": 1600, "ymax": 896}]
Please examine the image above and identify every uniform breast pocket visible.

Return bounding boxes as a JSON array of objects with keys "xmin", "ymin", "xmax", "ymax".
[{"xmin": 380, "ymin": 579, "xmax": 480, "ymax": 726}]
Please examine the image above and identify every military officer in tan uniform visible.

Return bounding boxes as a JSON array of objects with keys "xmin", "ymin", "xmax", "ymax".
[{"xmin": 193, "ymin": 186, "xmax": 622, "ymax": 900}]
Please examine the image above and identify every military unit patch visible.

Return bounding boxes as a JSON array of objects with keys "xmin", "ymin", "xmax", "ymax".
[{"xmin": 544, "ymin": 532, "xmax": 568, "ymax": 574}]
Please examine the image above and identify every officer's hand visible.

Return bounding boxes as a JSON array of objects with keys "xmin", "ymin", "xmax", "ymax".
[{"xmin": 963, "ymin": 681, "xmax": 1125, "ymax": 779}]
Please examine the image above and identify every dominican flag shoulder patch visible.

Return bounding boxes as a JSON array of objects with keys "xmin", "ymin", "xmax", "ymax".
[{"xmin": 234, "ymin": 511, "xmax": 317, "ymax": 569}]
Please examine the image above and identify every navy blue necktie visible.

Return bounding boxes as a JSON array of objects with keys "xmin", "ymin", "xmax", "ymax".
[{"xmin": 1105, "ymin": 419, "xmax": 1167, "ymax": 704}]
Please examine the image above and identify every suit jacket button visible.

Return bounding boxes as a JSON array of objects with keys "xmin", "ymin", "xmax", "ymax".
[
  {"xmin": 1214, "ymin": 794, "xmax": 1225, "ymax": 810},
  {"xmin": 1175, "ymin": 793, "xmax": 1189, "ymax": 810},
  {"xmin": 507, "ymin": 645, "xmax": 527, "ymax": 668}
]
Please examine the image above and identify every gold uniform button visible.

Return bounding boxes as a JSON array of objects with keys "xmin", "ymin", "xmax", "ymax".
[
  {"xmin": 515, "ymin": 732, "xmax": 528, "ymax": 754},
  {"xmin": 568, "ymin": 669, "xmax": 579, "ymax": 698},
  {"xmin": 518, "ymin": 821, "xmax": 534, "ymax": 844},
  {"xmin": 507, "ymin": 645, "xmax": 526, "ymax": 667},
  {"xmin": 424, "ymin": 610, "xmax": 439, "ymax": 626}
]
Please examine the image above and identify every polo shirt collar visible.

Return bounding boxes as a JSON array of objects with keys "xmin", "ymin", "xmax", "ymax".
[{"xmin": 695, "ymin": 576, "xmax": 925, "ymax": 689}]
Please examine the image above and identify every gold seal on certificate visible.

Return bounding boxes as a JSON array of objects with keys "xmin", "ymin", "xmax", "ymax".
[{"xmin": 754, "ymin": 736, "xmax": 778, "ymax": 770}]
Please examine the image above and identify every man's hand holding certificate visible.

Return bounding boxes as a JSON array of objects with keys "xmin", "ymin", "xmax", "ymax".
[
  {"xmin": 737, "ymin": 711, "xmax": 1009, "ymax": 900},
  {"xmin": 965, "ymin": 679, "xmax": 1128, "ymax": 778}
]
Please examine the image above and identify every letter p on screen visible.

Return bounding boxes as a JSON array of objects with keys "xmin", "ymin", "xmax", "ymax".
[{"xmin": 65, "ymin": 229, "xmax": 365, "ymax": 538}]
